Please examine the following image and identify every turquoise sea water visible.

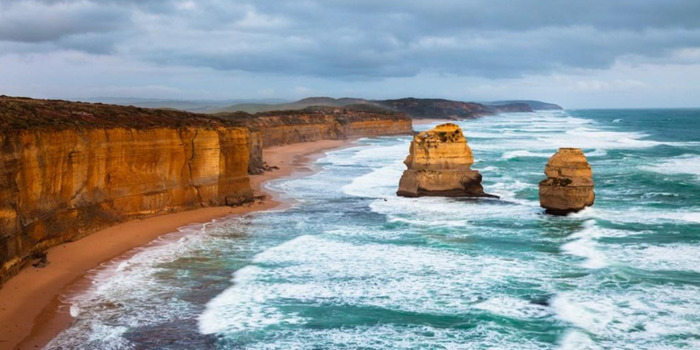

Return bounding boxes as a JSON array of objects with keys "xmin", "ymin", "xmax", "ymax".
[{"xmin": 47, "ymin": 109, "xmax": 700, "ymax": 349}]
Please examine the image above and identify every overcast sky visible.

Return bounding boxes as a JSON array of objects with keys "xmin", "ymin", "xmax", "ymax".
[{"xmin": 1, "ymin": 0, "xmax": 699, "ymax": 108}]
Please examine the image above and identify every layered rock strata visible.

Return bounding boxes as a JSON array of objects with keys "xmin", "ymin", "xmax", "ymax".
[
  {"xmin": 226, "ymin": 107, "xmax": 413, "ymax": 173},
  {"xmin": 539, "ymin": 148, "xmax": 595, "ymax": 215},
  {"xmin": 397, "ymin": 123, "xmax": 490, "ymax": 197},
  {"xmin": 0, "ymin": 126, "xmax": 254, "ymax": 287},
  {"xmin": 0, "ymin": 97, "xmax": 412, "ymax": 287}
]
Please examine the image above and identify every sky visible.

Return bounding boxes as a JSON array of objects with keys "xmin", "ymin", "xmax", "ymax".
[{"xmin": 1, "ymin": 0, "xmax": 699, "ymax": 108}]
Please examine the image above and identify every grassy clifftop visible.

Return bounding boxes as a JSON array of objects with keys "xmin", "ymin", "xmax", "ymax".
[{"xmin": 0, "ymin": 96, "xmax": 409, "ymax": 132}]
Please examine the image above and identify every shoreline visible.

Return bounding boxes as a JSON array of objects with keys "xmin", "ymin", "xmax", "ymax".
[{"xmin": 0, "ymin": 139, "xmax": 353, "ymax": 350}]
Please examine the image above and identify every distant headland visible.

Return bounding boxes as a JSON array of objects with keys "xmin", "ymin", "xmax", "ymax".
[{"xmin": 81, "ymin": 96, "xmax": 563, "ymax": 119}]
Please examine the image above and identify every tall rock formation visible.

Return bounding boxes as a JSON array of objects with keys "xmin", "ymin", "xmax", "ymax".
[
  {"xmin": 397, "ymin": 123, "xmax": 490, "ymax": 197},
  {"xmin": 539, "ymin": 148, "xmax": 595, "ymax": 215}
]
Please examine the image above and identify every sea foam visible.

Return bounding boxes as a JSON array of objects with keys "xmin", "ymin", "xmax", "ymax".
[
  {"xmin": 640, "ymin": 154, "xmax": 700, "ymax": 180},
  {"xmin": 199, "ymin": 234, "xmax": 552, "ymax": 336}
]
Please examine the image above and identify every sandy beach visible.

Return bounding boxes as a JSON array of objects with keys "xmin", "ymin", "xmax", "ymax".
[{"xmin": 0, "ymin": 139, "xmax": 351, "ymax": 350}]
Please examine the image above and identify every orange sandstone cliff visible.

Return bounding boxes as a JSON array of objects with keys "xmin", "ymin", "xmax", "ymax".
[
  {"xmin": 220, "ymin": 105, "xmax": 412, "ymax": 173},
  {"xmin": 0, "ymin": 97, "xmax": 412, "ymax": 287},
  {"xmin": 397, "ymin": 123, "xmax": 491, "ymax": 197}
]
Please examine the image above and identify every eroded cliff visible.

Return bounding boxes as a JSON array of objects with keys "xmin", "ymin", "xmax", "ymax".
[
  {"xmin": 0, "ymin": 97, "xmax": 256, "ymax": 287},
  {"xmin": 0, "ymin": 97, "xmax": 412, "ymax": 287},
  {"xmin": 221, "ymin": 106, "xmax": 413, "ymax": 173}
]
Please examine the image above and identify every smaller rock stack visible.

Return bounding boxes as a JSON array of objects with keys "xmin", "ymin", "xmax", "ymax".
[
  {"xmin": 397, "ymin": 123, "xmax": 491, "ymax": 197},
  {"xmin": 539, "ymin": 148, "xmax": 595, "ymax": 215}
]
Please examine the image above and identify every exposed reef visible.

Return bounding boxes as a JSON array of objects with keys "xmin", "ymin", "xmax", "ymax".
[
  {"xmin": 397, "ymin": 123, "xmax": 492, "ymax": 197},
  {"xmin": 0, "ymin": 96, "xmax": 412, "ymax": 287},
  {"xmin": 539, "ymin": 148, "xmax": 595, "ymax": 215}
]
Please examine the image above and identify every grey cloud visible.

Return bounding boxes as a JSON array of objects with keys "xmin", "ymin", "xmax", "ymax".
[
  {"xmin": 0, "ymin": 1, "xmax": 130, "ymax": 42},
  {"xmin": 1, "ymin": 0, "xmax": 700, "ymax": 80}
]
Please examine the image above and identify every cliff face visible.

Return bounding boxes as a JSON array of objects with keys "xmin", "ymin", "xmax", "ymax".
[
  {"xmin": 0, "ymin": 127, "xmax": 253, "ymax": 286},
  {"xmin": 397, "ymin": 123, "xmax": 490, "ymax": 197},
  {"xmin": 539, "ymin": 148, "xmax": 595, "ymax": 215},
  {"xmin": 377, "ymin": 98, "xmax": 497, "ymax": 119},
  {"xmin": 223, "ymin": 107, "xmax": 413, "ymax": 173},
  {"xmin": 0, "ymin": 97, "xmax": 413, "ymax": 287},
  {"xmin": 232, "ymin": 107, "xmax": 412, "ymax": 147}
]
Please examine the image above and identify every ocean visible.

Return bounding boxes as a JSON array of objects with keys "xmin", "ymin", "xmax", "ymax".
[{"xmin": 47, "ymin": 109, "xmax": 700, "ymax": 349}]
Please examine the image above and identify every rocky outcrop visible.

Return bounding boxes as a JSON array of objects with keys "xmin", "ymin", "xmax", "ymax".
[
  {"xmin": 397, "ymin": 123, "xmax": 491, "ymax": 197},
  {"xmin": 539, "ymin": 148, "xmax": 595, "ymax": 215},
  {"xmin": 0, "ymin": 96, "xmax": 412, "ymax": 287}
]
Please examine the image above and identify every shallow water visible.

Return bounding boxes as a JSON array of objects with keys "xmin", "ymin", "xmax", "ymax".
[{"xmin": 48, "ymin": 109, "xmax": 700, "ymax": 349}]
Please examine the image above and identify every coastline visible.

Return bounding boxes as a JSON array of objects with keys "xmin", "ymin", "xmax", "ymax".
[{"xmin": 0, "ymin": 139, "xmax": 353, "ymax": 350}]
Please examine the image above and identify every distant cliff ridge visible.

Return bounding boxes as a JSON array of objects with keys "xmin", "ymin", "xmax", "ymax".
[
  {"xmin": 0, "ymin": 96, "xmax": 412, "ymax": 287},
  {"xmin": 375, "ymin": 98, "xmax": 533, "ymax": 119},
  {"xmin": 482, "ymin": 100, "xmax": 563, "ymax": 111},
  {"xmin": 91, "ymin": 96, "xmax": 563, "ymax": 118},
  {"xmin": 201, "ymin": 97, "xmax": 562, "ymax": 118}
]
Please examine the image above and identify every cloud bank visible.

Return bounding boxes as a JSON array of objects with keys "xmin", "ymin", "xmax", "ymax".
[{"xmin": 1, "ymin": 0, "xmax": 699, "ymax": 107}]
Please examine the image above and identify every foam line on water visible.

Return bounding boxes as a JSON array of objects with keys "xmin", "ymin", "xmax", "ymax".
[
  {"xmin": 605, "ymin": 243, "xmax": 700, "ymax": 273},
  {"xmin": 557, "ymin": 330, "xmax": 600, "ymax": 350},
  {"xmin": 501, "ymin": 150, "xmax": 552, "ymax": 159},
  {"xmin": 342, "ymin": 160, "xmax": 405, "ymax": 198},
  {"xmin": 561, "ymin": 220, "xmax": 608, "ymax": 269},
  {"xmin": 552, "ymin": 284, "xmax": 700, "ymax": 347},
  {"xmin": 639, "ymin": 154, "xmax": 700, "ymax": 180},
  {"xmin": 461, "ymin": 112, "xmax": 698, "ymax": 151},
  {"xmin": 473, "ymin": 295, "xmax": 551, "ymax": 319},
  {"xmin": 369, "ymin": 195, "xmax": 538, "ymax": 227},
  {"xmin": 570, "ymin": 206, "xmax": 700, "ymax": 225},
  {"xmin": 231, "ymin": 324, "xmax": 551, "ymax": 349}
]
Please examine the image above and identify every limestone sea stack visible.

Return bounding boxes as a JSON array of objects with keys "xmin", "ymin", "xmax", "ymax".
[
  {"xmin": 397, "ymin": 123, "xmax": 491, "ymax": 197},
  {"xmin": 539, "ymin": 148, "xmax": 595, "ymax": 215}
]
